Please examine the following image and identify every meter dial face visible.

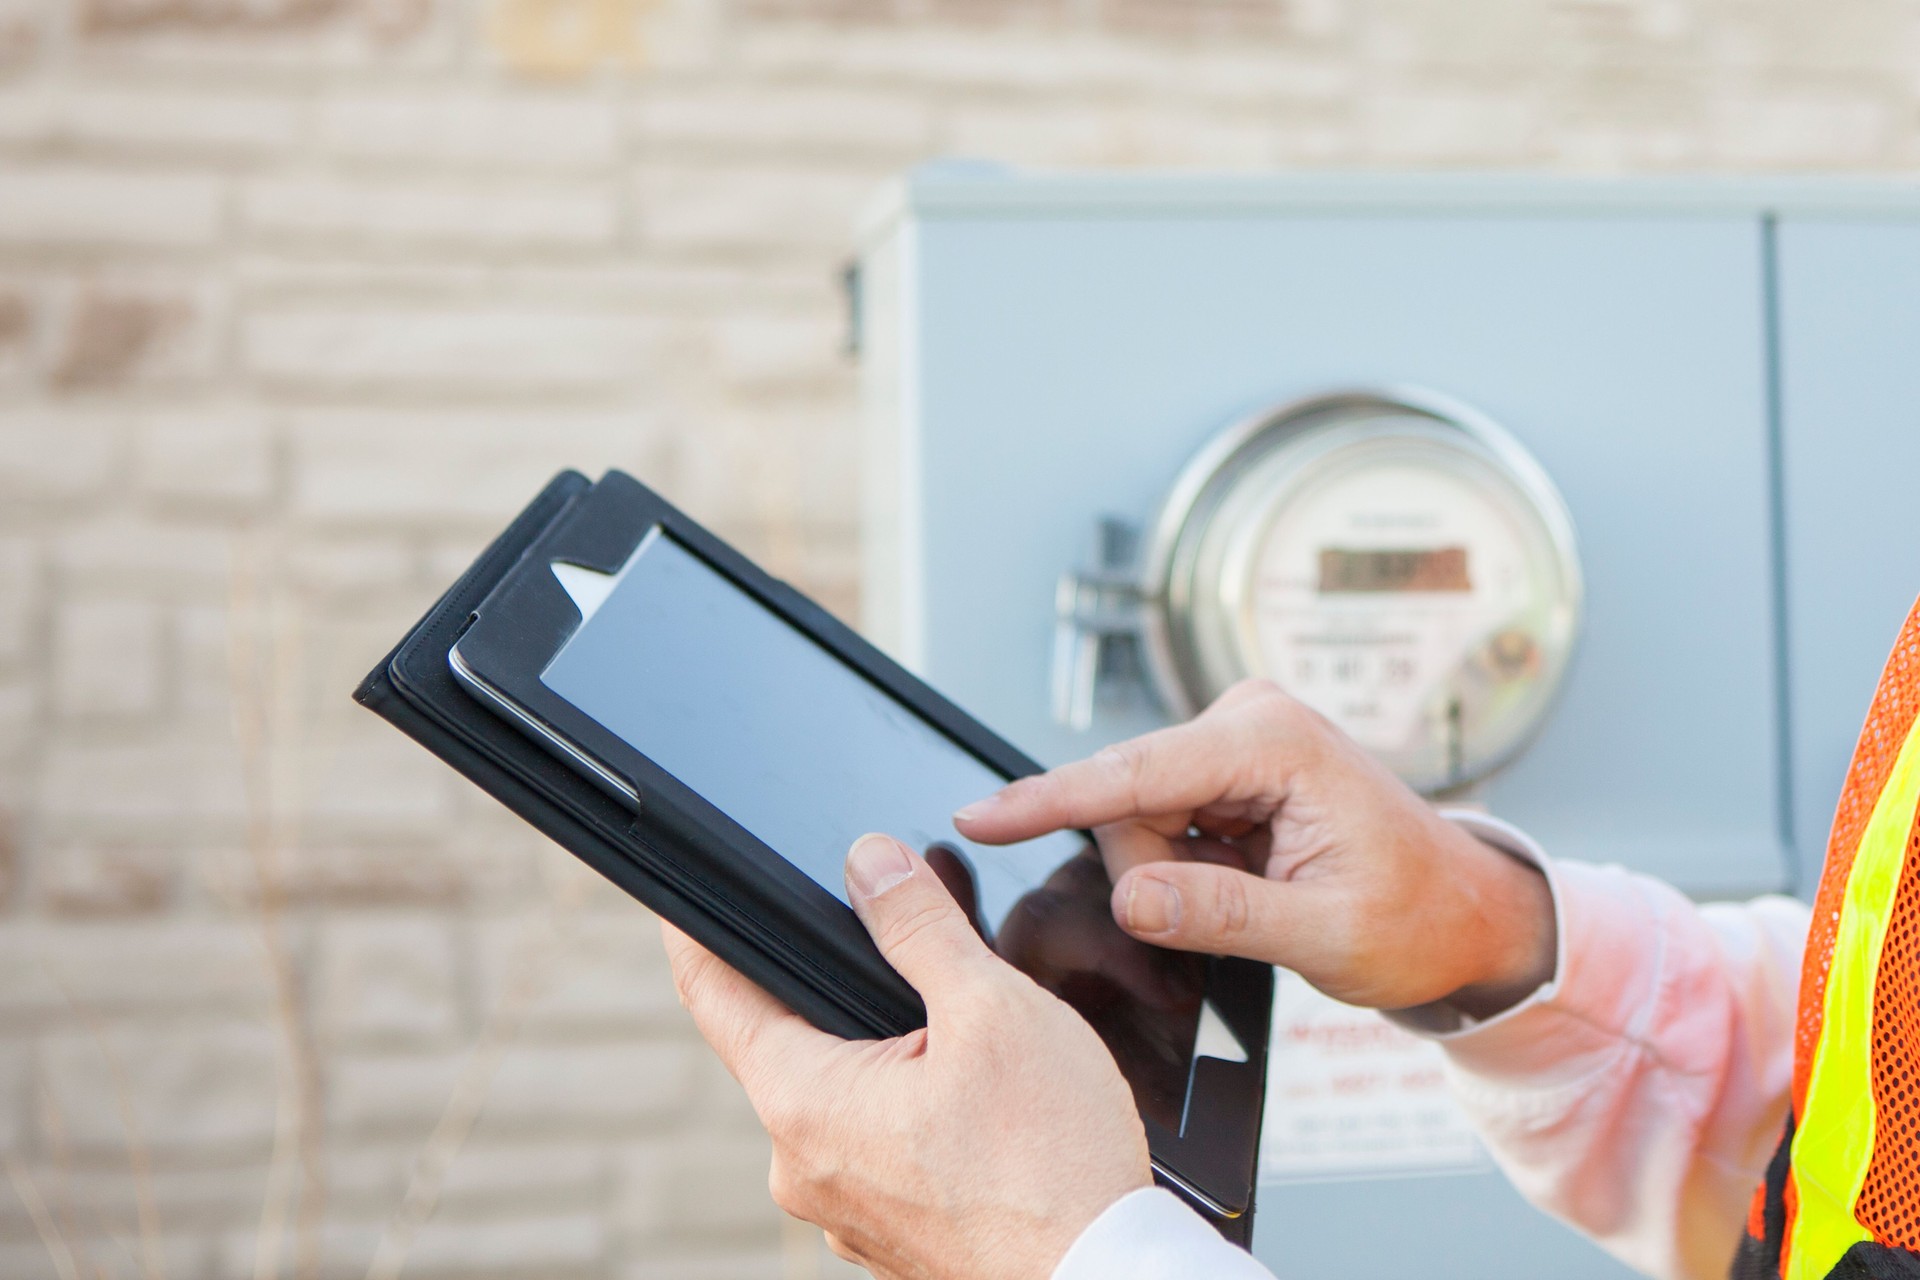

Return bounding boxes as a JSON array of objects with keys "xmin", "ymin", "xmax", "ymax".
[{"xmin": 1150, "ymin": 396, "xmax": 1581, "ymax": 794}]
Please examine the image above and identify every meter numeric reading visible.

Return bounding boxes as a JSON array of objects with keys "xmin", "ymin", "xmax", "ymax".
[{"xmin": 1316, "ymin": 547, "xmax": 1471, "ymax": 595}]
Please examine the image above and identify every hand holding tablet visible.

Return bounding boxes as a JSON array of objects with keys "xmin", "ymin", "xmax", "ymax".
[{"xmin": 661, "ymin": 832, "xmax": 1153, "ymax": 1279}]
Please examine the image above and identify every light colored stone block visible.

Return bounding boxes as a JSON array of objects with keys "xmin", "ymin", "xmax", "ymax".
[
  {"xmin": 46, "ymin": 277, "xmax": 223, "ymax": 390},
  {"xmin": 317, "ymin": 913, "xmax": 461, "ymax": 1045},
  {"xmin": 317, "ymin": 90, "xmax": 620, "ymax": 170},
  {"xmin": 0, "ymin": 164, "xmax": 222, "ymax": 249},
  {"xmin": 38, "ymin": 840, "xmax": 176, "ymax": 916},
  {"xmin": 619, "ymin": 1132, "xmax": 779, "ymax": 1245},
  {"xmin": 286, "ymin": 408, "xmax": 664, "ymax": 525},
  {"xmin": 946, "ymin": 99, "xmax": 1279, "ymax": 168},
  {"xmin": 59, "ymin": 85, "xmax": 304, "ymax": 155},
  {"xmin": 0, "ymin": 536, "xmax": 39, "ymax": 667},
  {"xmin": 196, "ymin": 837, "xmax": 485, "ymax": 912},
  {"xmin": 51, "ymin": 515, "xmax": 234, "ymax": 593},
  {"xmin": 405, "ymin": 1210, "xmax": 607, "ymax": 1275},
  {"xmin": 0, "ymin": 676, "xmax": 33, "ymax": 766},
  {"xmin": 477, "ymin": 1040, "xmax": 702, "ymax": 1134},
  {"xmin": 0, "ymin": 282, "xmax": 35, "ymax": 390},
  {"xmin": 0, "ymin": 1038, "xmax": 25, "ymax": 1153},
  {"xmin": 36, "ymin": 1021, "xmax": 281, "ymax": 1157},
  {"xmin": 1710, "ymin": 92, "xmax": 1893, "ymax": 166},
  {"xmin": 706, "ymin": 305, "xmax": 843, "ymax": 386},
  {"xmin": 619, "ymin": 1246, "xmax": 793, "ymax": 1280},
  {"xmin": 134, "ymin": 409, "xmax": 275, "ymax": 508},
  {"xmin": 283, "ymin": 535, "xmax": 417, "ymax": 596},
  {"xmin": 631, "ymin": 83, "xmax": 932, "ymax": 155},
  {"xmin": 36, "ymin": 732, "xmax": 250, "ymax": 825},
  {"xmin": 1361, "ymin": 87, "xmax": 1543, "ymax": 162},
  {"xmin": 0, "ymin": 82, "xmax": 305, "ymax": 155},
  {"xmin": 471, "ymin": 912, "xmax": 681, "ymax": 1037},
  {"xmin": 243, "ymin": 306, "xmax": 660, "ymax": 394},
  {"xmin": 241, "ymin": 175, "xmax": 620, "ymax": 251},
  {"xmin": 326, "ymin": 1047, "xmax": 470, "ymax": 1138},
  {"xmin": 668, "ymin": 404, "xmax": 860, "ymax": 535},
  {"xmin": 296, "ymin": 722, "xmax": 456, "ymax": 828},
  {"xmin": 0, "ymin": 0, "xmax": 41, "ymax": 76},
  {"xmin": 41, "ymin": 1160, "xmax": 281, "ymax": 1235},
  {"xmin": 0, "ymin": 918, "xmax": 275, "ymax": 1019},
  {"xmin": 430, "ymin": 1142, "xmax": 605, "ymax": 1211},
  {"xmin": 734, "ymin": 23, "xmax": 1147, "ymax": 91},
  {"xmin": 0, "ymin": 412, "xmax": 122, "ymax": 505},
  {"xmin": 52, "ymin": 594, "xmax": 163, "ymax": 719},
  {"xmin": 0, "ymin": 1235, "xmax": 213, "ymax": 1280},
  {"xmin": 71, "ymin": 0, "xmax": 456, "ymax": 70},
  {"xmin": 634, "ymin": 163, "xmax": 884, "ymax": 252}
]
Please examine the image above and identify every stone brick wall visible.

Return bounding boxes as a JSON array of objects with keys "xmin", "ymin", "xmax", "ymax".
[{"xmin": 0, "ymin": 2, "xmax": 1915, "ymax": 1277}]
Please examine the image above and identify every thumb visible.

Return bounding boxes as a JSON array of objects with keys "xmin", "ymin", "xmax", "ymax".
[
  {"xmin": 845, "ymin": 834, "xmax": 996, "ymax": 996},
  {"xmin": 1112, "ymin": 861, "xmax": 1319, "ymax": 966}
]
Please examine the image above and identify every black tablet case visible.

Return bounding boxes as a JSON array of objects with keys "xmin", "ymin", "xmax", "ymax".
[
  {"xmin": 353, "ymin": 469, "xmax": 1257, "ymax": 1246},
  {"xmin": 353, "ymin": 469, "xmax": 930, "ymax": 1041}
]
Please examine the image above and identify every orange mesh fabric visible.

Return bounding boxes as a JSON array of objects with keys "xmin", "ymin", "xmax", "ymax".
[
  {"xmin": 1796, "ymin": 599, "xmax": 1920, "ymax": 1118},
  {"xmin": 1855, "ymin": 807, "xmax": 1920, "ymax": 1249}
]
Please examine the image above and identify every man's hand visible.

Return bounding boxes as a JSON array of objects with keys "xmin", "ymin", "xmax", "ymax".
[
  {"xmin": 955, "ymin": 680, "xmax": 1557, "ymax": 1019},
  {"xmin": 663, "ymin": 834, "xmax": 1151, "ymax": 1280}
]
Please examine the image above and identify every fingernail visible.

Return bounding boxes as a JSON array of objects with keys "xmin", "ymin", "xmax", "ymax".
[
  {"xmin": 952, "ymin": 792, "xmax": 1004, "ymax": 825},
  {"xmin": 1125, "ymin": 877, "xmax": 1182, "ymax": 935},
  {"xmin": 848, "ymin": 834, "xmax": 914, "ymax": 900}
]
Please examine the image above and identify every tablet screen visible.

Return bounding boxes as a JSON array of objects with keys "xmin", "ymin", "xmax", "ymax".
[{"xmin": 539, "ymin": 530, "xmax": 1206, "ymax": 1127}]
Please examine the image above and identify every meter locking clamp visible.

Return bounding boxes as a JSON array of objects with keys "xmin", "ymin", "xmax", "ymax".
[{"xmin": 1052, "ymin": 517, "xmax": 1153, "ymax": 731}]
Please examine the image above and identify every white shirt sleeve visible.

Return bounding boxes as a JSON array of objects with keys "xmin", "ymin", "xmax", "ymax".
[
  {"xmin": 1393, "ymin": 813, "xmax": 1809, "ymax": 1280},
  {"xmin": 1051, "ymin": 1188, "xmax": 1276, "ymax": 1280}
]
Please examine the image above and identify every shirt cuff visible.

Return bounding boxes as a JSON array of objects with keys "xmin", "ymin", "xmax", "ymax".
[{"xmin": 1051, "ymin": 1188, "xmax": 1274, "ymax": 1280}]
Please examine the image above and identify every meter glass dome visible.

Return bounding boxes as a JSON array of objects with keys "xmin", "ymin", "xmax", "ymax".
[{"xmin": 1145, "ymin": 392, "xmax": 1582, "ymax": 794}]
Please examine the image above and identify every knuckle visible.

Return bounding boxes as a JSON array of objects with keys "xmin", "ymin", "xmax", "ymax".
[
  {"xmin": 1245, "ymin": 680, "xmax": 1303, "ymax": 727},
  {"xmin": 1228, "ymin": 676, "xmax": 1286, "ymax": 707},
  {"xmin": 666, "ymin": 947, "xmax": 701, "ymax": 1001},
  {"xmin": 880, "ymin": 891, "xmax": 958, "ymax": 958},
  {"xmin": 767, "ymin": 1156, "xmax": 808, "ymax": 1218},
  {"xmin": 670, "ymin": 960, "xmax": 715, "ymax": 1019},
  {"xmin": 1094, "ymin": 739, "xmax": 1150, "ymax": 804},
  {"xmin": 1206, "ymin": 872, "xmax": 1254, "ymax": 942}
]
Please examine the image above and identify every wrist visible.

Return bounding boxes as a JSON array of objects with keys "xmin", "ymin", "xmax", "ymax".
[{"xmin": 1443, "ymin": 826, "xmax": 1558, "ymax": 1021}]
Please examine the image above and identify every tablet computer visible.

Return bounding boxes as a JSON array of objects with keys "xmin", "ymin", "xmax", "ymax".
[{"xmin": 355, "ymin": 469, "xmax": 1269, "ymax": 1236}]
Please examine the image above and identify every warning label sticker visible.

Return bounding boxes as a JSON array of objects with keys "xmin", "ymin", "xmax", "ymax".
[{"xmin": 1258, "ymin": 970, "xmax": 1486, "ymax": 1182}]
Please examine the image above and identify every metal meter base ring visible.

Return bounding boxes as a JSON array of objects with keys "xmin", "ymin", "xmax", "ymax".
[{"xmin": 1136, "ymin": 387, "xmax": 1585, "ymax": 795}]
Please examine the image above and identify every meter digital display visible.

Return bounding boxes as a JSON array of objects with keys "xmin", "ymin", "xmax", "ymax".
[
  {"xmin": 1055, "ymin": 390, "xmax": 1582, "ymax": 795},
  {"xmin": 1317, "ymin": 547, "xmax": 1471, "ymax": 594}
]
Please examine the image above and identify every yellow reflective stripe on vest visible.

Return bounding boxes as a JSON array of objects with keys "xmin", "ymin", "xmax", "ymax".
[{"xmin": 1786, "ymin": 711, "xmax": 1920, "ymax": 1279}]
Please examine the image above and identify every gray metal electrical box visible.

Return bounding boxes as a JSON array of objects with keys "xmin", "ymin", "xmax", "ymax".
[{"xmin": 854, "ymin": 167, "xmax": 1920, "ymax": 1278}]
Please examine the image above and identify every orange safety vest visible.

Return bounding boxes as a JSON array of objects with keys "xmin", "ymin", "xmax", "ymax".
[{"xmin": 1735, "ymin": 599, "xmax": 1920, "ymax": 1279}]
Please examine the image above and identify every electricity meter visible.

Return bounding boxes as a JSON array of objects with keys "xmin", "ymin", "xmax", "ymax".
[{"xmin": 1054, "ymin": 389, "xmax": 1583, "ymax": 794}]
